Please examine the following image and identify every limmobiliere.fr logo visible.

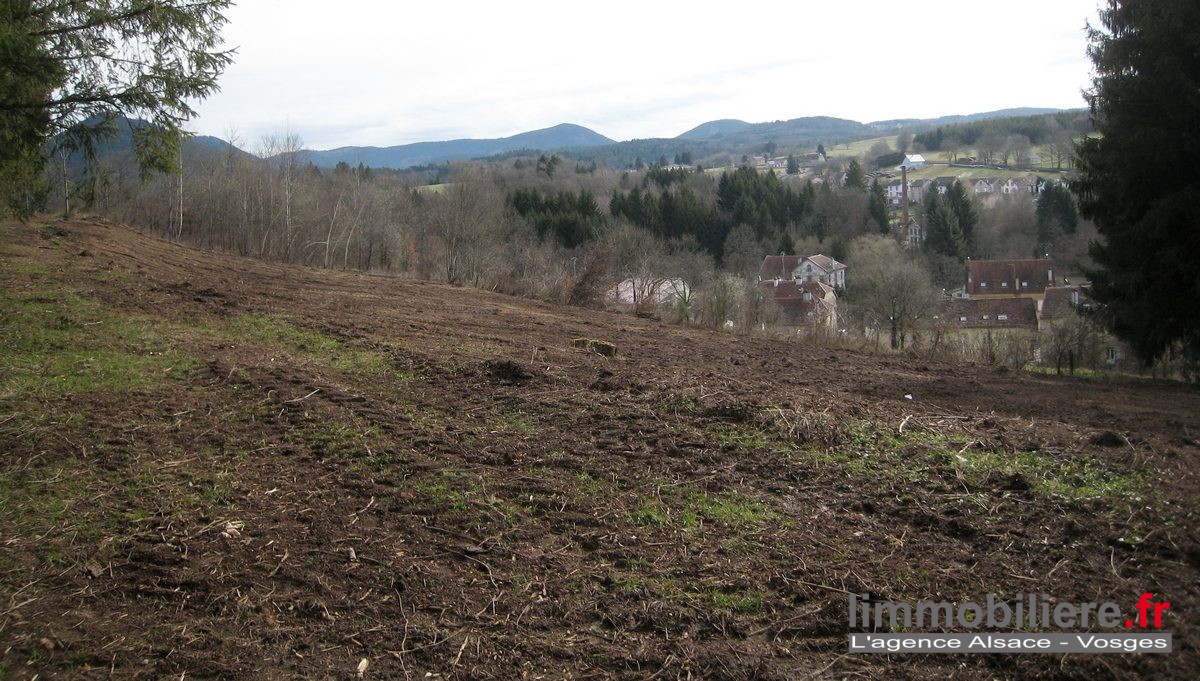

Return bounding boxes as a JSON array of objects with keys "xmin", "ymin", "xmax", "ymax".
[{"xmin": 847, "ymin": 592, "xmax": 1173, "ymax": 654}]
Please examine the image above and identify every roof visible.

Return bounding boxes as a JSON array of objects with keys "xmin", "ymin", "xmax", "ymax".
[
  {"xmin": 803, "ymin": 254, "xmax": 846, "ymax": 274},
  {"xmin": 904, "ymin": 154, "xmax": 926, "ymax": 164},
  {"xmin": 1041, "ymin": 285, "xmax": 1093, "ymax": 319},
  {"xmin": 759, "ymin": 254, "xmax": 846, "ymax": 280},
  {"xmin": 940, "ymin": 298, "xmax": 1038, "ymax": 329},
  {"xmin": 759, "ymin": 255, "xmax": 803, "ymax": 280},
  {"xmin": 760, "ymin": 280, "xmax": 835, "ymax": 325},
  {"xmin": 966, "ymin": 259, "xmax": 1056, "ymax": 296}
]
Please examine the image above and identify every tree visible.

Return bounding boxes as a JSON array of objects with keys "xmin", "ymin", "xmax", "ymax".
[
  {"xmin": 896, "ymin": 129, "xmax": 913, "ymax": 154},
  {"xmin": 867, "ymin": 178, "xmax": 889, "ymax": 233},
  {"xmin": 1035, "ymin": 182, "xmax": 1078, "ymax": 253},
  {"xmin": 1, "ymin": 1, "xmax": 234, "ymax": 215},
  {"xmin": 923, "ymin": 188, "xmax": 965, "ymax": 260},
  {"xmin": 1073, "ymin": 0, "xmax": 1200, "ymax": 366},
  {"xmin": 786, "ymin": 154, "xmax": 799, "ymax": 175},
  {"xmin": 844, "ymin": 159, "xmax": 866, "ymax": 191},
  {"xmin": 847, "ymin": 235, "xmax": 936, "ymax": 349},
  {"xmin": 944, "ymin": 180, "xmax": 977, "ymax": 253}
]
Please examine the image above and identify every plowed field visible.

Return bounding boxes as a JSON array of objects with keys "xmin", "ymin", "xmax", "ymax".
[{"xmin": 1, "ymin": 217, "xmax": 1197, "ymax": 679}]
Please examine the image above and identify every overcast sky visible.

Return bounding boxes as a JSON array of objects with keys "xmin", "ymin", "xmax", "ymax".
[{"xmin": 191, "ymin": 1, "xmax": 1103, "ymax": 151}]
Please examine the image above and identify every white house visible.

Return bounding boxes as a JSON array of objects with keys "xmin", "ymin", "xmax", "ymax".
[
  {"xmin": 759, "ymin": 254, "xmax": 847, "ymax": 289},
  {"xmin": 899, "ymin": 154, "xmax": 927, "ymax": 171}
]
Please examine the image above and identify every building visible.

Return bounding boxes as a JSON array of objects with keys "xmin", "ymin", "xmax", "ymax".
[
  {"xmin": 899, "ymin": 154, "xmax": 926, "ymax": 171},
  {"xmin": 966, "ymin": 258, "xmax": 1056, "ymax": 301},
  {"xmin": 760, "ymin": 279, "xmax": 838, "ymax": 328},
  {"xmin": 758, "ymin": 254, "xmax": 847, "ymax": 290}
]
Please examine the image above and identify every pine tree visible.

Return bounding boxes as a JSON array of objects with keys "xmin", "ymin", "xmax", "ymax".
[
  {"xmin": 868, "ymin": 178, "xmax": 889, "ymax": 233},
  {"xmin": 844, "ymin": 159, "xmax": 866, "ymax": 190},
  {"xmin": 1074, "ymin": 0, "xmax": 1200, "ymax": 366},
  {"xmin": 923, "ymin": 189, "xmax": 965, "ymax": 260},
  {"xmin": 1, "ymin": 1, "xmax": 233, "ymax": 215},
  {"xmin": 944, "ymin": 180, "xmax": 977, "ymax": 254}
]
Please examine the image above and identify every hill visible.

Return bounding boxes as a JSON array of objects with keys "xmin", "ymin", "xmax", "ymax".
[
  {"xmin": 675, "ymin": 115, "xmax": 872, "ymax": 145},
  {"xmin": 302, "ymin": 123, "xmax": 614, "ymax": 168},
  {"xmin": 867, "ymin": 107, "xmax": 1068, "ymax": 132},
  {"xmin": 676, "ymin": 119, "xmax": 753, "ymax": 139},
  {"xmin": 2, "ymin": 216, "xmax": 1197, "ymax": 678}
]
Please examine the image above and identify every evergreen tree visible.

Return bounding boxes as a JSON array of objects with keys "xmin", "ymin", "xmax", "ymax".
[
  {"xmin": 844, "ymin": 159, "xmax": 866, "ymax": 191},
  {"xmin": 923, "ymin": 189, "xmax": 965, "ymax": 260},
  {"xmin": 1074, "ymin": 0, "xmax": 1200, "ymax": 366},
  {"xmin": 786, "ymin": 154, "xmax": 799, "ymax": 175},
  {"xmin": 1035, "ymin": 182, "xmax": 1079, "ymax": 252},
  {"xmin": 868, "ymin": 178, "xmax": 889, "ymax": 233},
  {"xmin": 944, "ymin": 180, "xmax": 978, "ymax": 254},
  {"xmin": 1, "ymin": 1, "xmax": 233, "ymax": 215}
]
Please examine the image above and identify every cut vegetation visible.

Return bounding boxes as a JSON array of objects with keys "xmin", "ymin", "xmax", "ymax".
[{"xmin": 1, "ymin": 217, "xmax": 1197, "ymax": 679}]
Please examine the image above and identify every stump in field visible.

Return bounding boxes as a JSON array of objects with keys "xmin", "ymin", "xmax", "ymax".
[{"xmin": 571, "ymin": 338, "xmax": 617, "ymax": 357}]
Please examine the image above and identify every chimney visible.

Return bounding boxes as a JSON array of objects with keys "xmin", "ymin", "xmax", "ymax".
[{"xmin": 900, "ymin": 165, "xmax": 909, "ymax": 242}]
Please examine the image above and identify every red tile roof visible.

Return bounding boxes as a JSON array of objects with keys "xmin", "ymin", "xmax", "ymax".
[
  {"xmin": 759, "ymin": 280, "xmax": 834, "ymax": 325},
  {"xmin": 1041, "ymin": 285, "xmax": 1093, "ymax": 320},
  {"xmin": 966, "ymin": 259, "xmax": 1056, "ymax": 296},
  {"xmin": 940, "ymin": 298, "xmax": 1038, "ymax": 329},
  {"xmin": 759, "ymin": 255, "xmax": 803, "ymax": 280}
]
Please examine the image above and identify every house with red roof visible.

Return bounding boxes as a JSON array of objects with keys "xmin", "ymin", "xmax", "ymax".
[
  {"xmin": 759, "ymin": 253, "xmax": 846, "ymax": 289},
  {"xmin": 966, "ymin": 258, "xmax": 1056, "ymax": 302},
  {"xmin": 759, "ymin": 279, "xmax": 838, "ymax": 329}
]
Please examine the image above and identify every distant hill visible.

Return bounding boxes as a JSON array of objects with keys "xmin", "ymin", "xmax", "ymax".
[
  {"xmin": 673, "ymin": 116, "xmax": 872, "ymax": 146},
  {"xmin": 302, "ymin": 123, "xmax": 614, "ymax": 169},
  {"xmin": 676, "ymin": 119, "xmax": 753, "ymax": 140},
  {"xmin": 866, "ymin": 107, "xmax": 1067, "ymax": 132}
]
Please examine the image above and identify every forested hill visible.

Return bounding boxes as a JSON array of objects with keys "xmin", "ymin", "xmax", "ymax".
[
  {"xmin": 301, "ymin": 123, "xmax": 614, "ymax": 168},
  {"xmin": 866, "ymin": 107, "xmax": 1067, "ymax": 132}
]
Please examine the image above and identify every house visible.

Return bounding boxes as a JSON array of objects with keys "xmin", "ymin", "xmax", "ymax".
[
  {"xmin": 608, "ymin": 278, "xmax": 689, "ymax": 307},
  {"xmin": 937, "ymin": 297, "xmax": 1039, "ymax": 359},
  {"xmin": 1038, "ymin": 285, "xmax": 1127, "ymax": 369},
  {"xmin": 1000, "ymin": 177, "xmax": 1033, "ymax": 195},
  {"xmin": 899, "ymin": 154, "xmax": 926, "ymax": 171},
  {"xmin": 903, "ymin": 217, "xmax": 924, "ymax": 248},
  {"xmin": 887, "ymin": 179, "xmax": 905, "ymax": 205},
  {"xmin": 971, "ymin": 177, "xmax": 1000, "ymax": 195},
  {"xmin": 966, "ymin": 258, "xmax": 1056, "ymax": 301},
  {"xmin": 758, "ymin": 254, "xmax": 847, "ymax": 289},
  {"xmin": 760, "ymin": 279, "xmax": 838, "ymax": 328},
  {"xmin": 908, "ymin": 178, "xmax": 933, "ymax": 203},
  {"xmin": 1038, "ymin": 285, "xmax": 1091, "ymax": 325},
  {"xmin": 932, "ymin": 176, "xmax": 957, "ymax": 195}
]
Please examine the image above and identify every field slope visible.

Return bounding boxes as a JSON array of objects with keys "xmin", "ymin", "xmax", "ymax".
[{"xmin": 1, "ymin": 217, "xmax": 1197, "ymax": 679}]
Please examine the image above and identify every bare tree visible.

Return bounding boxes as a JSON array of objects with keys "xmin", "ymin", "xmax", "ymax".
[{"xmin": 846, "ymin": 235, "xmax": 936, "ymax": 349}]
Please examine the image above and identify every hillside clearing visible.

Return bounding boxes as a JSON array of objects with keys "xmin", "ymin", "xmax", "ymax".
[{"xmin": 1, "ymin": 217, "xmax": 1196, "ymax": 679}]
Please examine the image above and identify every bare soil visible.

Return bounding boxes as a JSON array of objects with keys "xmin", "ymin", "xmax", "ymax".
[{"xmin": 1, "ymin": 217, "xmax": 1197, "ymax": 679}]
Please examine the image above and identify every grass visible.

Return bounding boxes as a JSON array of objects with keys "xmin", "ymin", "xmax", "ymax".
[
  {"xmin": 0, "ymin": 290, "xmax": 195, "ymax": 399},
  {"xmin": 632, "ymin": 487, "xmax": 777, "ymax": 530},
  {"xmin": 221, "ymin": 314, "xmax": 395, "ymax": 375}
]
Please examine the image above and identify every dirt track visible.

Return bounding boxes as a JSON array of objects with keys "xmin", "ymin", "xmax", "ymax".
[{"xmin": 1, "ymin": 217, "xmax": 1197, "ymax": 679}]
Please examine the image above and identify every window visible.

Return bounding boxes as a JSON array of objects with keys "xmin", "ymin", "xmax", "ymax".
[
  {"xmin": 998, "ymin": 314, "xmax": 1008, "ymax": 321},
  {"xmin": 959, "ymin": 316, "xmax": 967, "ymax": 322},
  {"xmin": 983, "ymin": 315, "xmax": 991, "ymax": 320},
  {"xmin": 1001, "ymin": 281, "xmax": 1009, "ymax": 288},
  {"xmin": 980, "ymin": 282, "xmax": 988, "ymax": 288},
  {"xmin": 1021, "ymin": 281, "xmax": 1029, "ymax": 288}
]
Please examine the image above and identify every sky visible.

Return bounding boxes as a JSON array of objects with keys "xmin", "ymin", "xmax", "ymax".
[{"xmin": 191, "ymin": 0, "xmax": 1104, "ymax": 151}]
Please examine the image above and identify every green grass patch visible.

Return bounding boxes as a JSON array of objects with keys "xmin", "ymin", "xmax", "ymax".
[
  {"xmin": 0, "ymin": 290, "xmax": 194, "ymax": 399},
  {"xmin": 952, "ymin": 449, "xmax": 1142, "ymax": 501},
  {"xmin": 707, "ymin": 588, "xmax": 766, "ymax": 614},
  {"xmin": 223, "ymin": 314, "xmax": 394, "ymax": 374},
  {"xmin": 631, "ymin": 488, "xmax": 777, "ymax": 530}
]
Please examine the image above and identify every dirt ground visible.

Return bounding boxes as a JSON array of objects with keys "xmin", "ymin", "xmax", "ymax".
[{"xmin": 1, "ymin": 217, "xmax": 1197, "ymax": 680}]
